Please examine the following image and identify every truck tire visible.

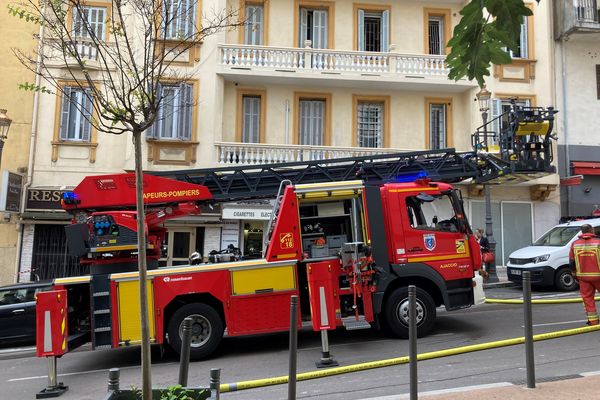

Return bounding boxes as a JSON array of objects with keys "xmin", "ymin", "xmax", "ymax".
[
  {"xmin": 384, "ymin": 286, "xmax": 436, "ymax": 339},
  {"xmin": 167, "ymin": 303, "xmax": 224, "ymax": 360},
  {"xmin": 555, "ymin": 267, "xmax": 578, "ymax": 292}
]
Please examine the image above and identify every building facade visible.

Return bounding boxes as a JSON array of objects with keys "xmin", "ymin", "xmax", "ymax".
[
  {"xmin": 11, "ymin": 0, "xmax": 560, "ymax": 283},
  {"xmin": 554, "ymin": 0, "xmax": 600, "ymax": 219},
  {"xmin": 0, "ymin": 13, "xmax": 37, "ymax": 285}
]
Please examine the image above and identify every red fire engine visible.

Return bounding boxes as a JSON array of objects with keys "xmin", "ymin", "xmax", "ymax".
[{"xmin": 34, "ymin": 104, "xmax": 557, "ymax": 386}]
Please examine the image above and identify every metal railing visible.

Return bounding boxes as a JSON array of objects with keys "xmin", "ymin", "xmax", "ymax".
[{"xmin": 574, "ymin": 0, "xmax": 599, "ymax": 22}]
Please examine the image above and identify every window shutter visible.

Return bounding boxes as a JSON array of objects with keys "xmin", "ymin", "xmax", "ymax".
[
  {"xmin": 256, "ymin": 6, "xmax": 264, "ymax": 45},
  {"xmin": 358, "ymin": 9, "xmax": 365, "ymax": 51},
  {"xmin": 300, "ymin": 8, "xmax": 308, "ymax": 46},
  {"xmin": 81, "ymin": 89, "xmax": 93, "ymax": 142},
  {"xmin": 313, "ymin": 10, "xmax": 327, "ymax": 49},
  {"xmin": 490, "ymin": 98, "xmax": 502, "ymax": 144},
  {"xmin": 177, "ymin": 83, "xmax": 193, "ymax": 140},
  {"xmin": 147, "ymin": 84, "xmax": 163, "ymax": 139},
  {"xmin": 597, "ymin": 65, "xmax": 600, "ymax": 100},
  {"xmin": 519, "ymin": 17, "xmax": 528, "ymax": 59},
  {"xmin": 381, "ymin": 10, "xmax": 389, "ymax": 52},
  {"xmin": 59, "ymin": 87, "xmax": 72, "ymax": 140}
]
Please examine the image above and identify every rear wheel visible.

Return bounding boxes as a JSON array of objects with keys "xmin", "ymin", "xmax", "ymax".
[
  {"xmin": 555, "ymin": 267, "xmax": 578, "ymax": 292},
  {"xmin": 384, "ymin": 286, "xmax": 436, "ymax": 339},
  {"xmin": 167, "ymin": 303, "xmax": 224, "ymax": 360}
]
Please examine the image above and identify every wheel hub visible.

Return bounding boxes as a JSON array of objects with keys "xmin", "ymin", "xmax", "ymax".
[
  {"xmin": 180, "ymin": 314, "xmax": 212, "ymax": 348},
  {"xmin": 396, "ymin": 298, "xmax": 426, "ymax": 327},
  {"xmin": 561, "ymin": 271, "xmax": 575, "ymax": 288}
]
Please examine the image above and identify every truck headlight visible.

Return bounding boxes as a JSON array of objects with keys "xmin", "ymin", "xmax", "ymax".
[{"xmin": 535, "ymin": 254, "xmax": 550, "ymax": 263}]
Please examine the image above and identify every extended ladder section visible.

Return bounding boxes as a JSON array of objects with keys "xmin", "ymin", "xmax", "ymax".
[{"xmin": 152, "ymin": 105, "xmax": 557, "ymax": 201}]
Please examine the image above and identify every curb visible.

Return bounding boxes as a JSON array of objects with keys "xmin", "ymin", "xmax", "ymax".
[{"xmin": 483, "ymin": 281, "xmax": 517, "ymax": 289}]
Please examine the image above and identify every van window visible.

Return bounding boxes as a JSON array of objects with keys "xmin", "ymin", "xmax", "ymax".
[{"xmin": 533, "ymin": 226, "xmax": 580, "ymax": 247}]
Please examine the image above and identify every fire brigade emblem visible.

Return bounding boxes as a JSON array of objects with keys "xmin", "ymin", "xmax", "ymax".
[
  {"xmin": 280, "ymin": 232, "xmax": 294, "ymax": 249},
  {"xmin": 424, "ymin": 234, "xmax": 436, "ymax": 251}
]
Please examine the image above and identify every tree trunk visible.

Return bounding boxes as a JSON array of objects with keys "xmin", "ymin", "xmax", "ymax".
[{"xmin": 133, "ymin": 130, "xmax": 152, "ymax": 399}]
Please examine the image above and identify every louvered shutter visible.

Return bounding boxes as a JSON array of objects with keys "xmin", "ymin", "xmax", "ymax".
[
  {"xmin": 358, "ymin": 9, "xmax": 365, "ymax": 51},
  {"xmin": 147, "ymin": 84, "xmax": 163, "ymax": 139},
  {"xmin": 81, "ymin": 89, "xmax": 93, "ymax": 142},
  {"xmin": 490, "ymin": 98, "xmax": 502, "ymax": 145},
  {"xmin": 300, "ymin": 8, "xmax": 308, "ymax": 46},
  {"xmin": 313, "ymin": 10, "xmax": 327, "ymax": 49},
  {"xmin": 381, "ymin": 10, "xmax": 389, "ymax": 52},
  {"xmin": 59, "ymin": 87, "xmax": 72, "ymax": 140},
  {"xmin": 177, "ymin": 83, "xmax": 192, "ymax": 140},
  {"xmin": 519, "ymin": 17, "xmax": 528, "ymax": 58}
]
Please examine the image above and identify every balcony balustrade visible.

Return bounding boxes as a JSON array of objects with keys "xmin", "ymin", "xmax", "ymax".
[
  {"xmin": 219, "ymin": 44, "xmax": 450, "ymax": 79},
  {"xmin": 215, "ymin": 141, "xmax": 409, "ymax": 166}
]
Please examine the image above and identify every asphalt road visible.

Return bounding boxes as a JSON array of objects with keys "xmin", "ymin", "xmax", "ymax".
[{"xmin": 2, "ymin": 285, "xmax": 600, "ymax": 400}]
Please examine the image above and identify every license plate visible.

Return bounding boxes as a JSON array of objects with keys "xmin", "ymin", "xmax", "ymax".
[{"xmin": 511, "ymin": 269, "xmax": 522, "ymax": 276}]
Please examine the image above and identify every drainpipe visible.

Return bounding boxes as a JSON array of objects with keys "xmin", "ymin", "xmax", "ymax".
[
  {"xmin": 14, "ymin": 16, "xmax": 46, "ymax": 282},
  {"xmin": 560, "ymin": 39, "xmax": 571, "ymax": 217}
]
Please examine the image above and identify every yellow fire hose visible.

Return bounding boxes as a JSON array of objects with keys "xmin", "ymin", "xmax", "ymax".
[
  {"xmin": 220, "ymin": 324, "xmax": 600, "ymax": 393},
  {"xmin": 485, "ymin": 296, "xmax": 600, "ymax": 304}
]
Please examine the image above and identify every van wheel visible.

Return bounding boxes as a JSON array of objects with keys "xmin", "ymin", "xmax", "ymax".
[
  {"xmin": 167, "ymin": 303, "xmax": 223, "ymax": 360},
  {"xmin": 555, "ymin": 267, "xmax": 578, "ymax": 292},
  {"xmin": 384, "ymin": 287, "xmax": 436, "ymax": 339}
]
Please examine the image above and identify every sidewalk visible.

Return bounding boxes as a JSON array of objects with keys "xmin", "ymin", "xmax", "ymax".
[{"xmin": 482, "ymin": 265, "xmax": 514, "ymax": 289}]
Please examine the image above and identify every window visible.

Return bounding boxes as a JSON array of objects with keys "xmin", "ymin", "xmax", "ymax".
[
  {"xmin": 429, "ymin": 103, "xmax": 447, "ymax": 150},
  {"xmin": 244, "ymin": 4, "xmax": 264, "ymax": 45},
  {"xmin": 406, "ymin": 193, "xmax": 458, "ymax": 233},
  {"xmin": 357, "ymin": 7, "xmax": 389, "ymax": 52},
  {"xmin": 428, "ymin": 17, "xmax": 444, "ymax": 55},
  {"xmin": 299, "ymin": 99, "xmax": 325, "ymax": 145},
  {"xmin": 242, "ymin": 96, "xmax": 261, "ymax": 143},
  {"xmin": 490, "ymin": 97, "xmax": 532, "ymax": 145},
  {"xmin": 148, "ymin": 83, "xmax": 193, "ymax": 140},
  {"xmin": 72, "ymin": 6, "xmax": 106, "ymax": 59},
  {"xmin": 59, "ymin": 87, "xmax": 94, "ymax": 142},
  {"xmin": 357, "ymin": 102, "xmax": 383, "ymax": 148},
  {"xmin": 299, "ymin": 8, "xmax": 328, "ymax": 48},
  {"xmin": 163, "ymin": 0, "xmax": 197, "ymax": 40},
  {"xmin": 509, "ymin": 16, "xmax": 528, "ymax": 59}
]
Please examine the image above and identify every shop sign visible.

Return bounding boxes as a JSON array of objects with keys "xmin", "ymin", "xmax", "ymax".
[
  {"xmin": 222, "ymin": 207, "xmax": 272, "ymax": 220},
  {"xmin": 0, "ymin": 171, "xmax": 24, "ymax": 213},
  {"xmin": 26, "ymin": 188, "xmax": 65, "ymax": 211}
]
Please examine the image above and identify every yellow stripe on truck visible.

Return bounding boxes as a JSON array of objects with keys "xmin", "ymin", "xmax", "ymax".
[
  {"xmin": 117, "ymin": 280, "xmax": 155, "ymax": 344},
  {"xmin": 232, "ymin": 265, "xmax": 296, "ymax": 295}
]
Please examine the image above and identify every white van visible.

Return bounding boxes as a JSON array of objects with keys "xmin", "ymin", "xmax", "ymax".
[{"xmin": 506, "ymin": 218, "xmax": 600, "ymax": 291}]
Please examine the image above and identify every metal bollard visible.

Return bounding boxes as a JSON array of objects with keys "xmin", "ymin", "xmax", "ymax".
[
  {"xmin": 288, "ymin": 295, "xmax": 299, "ymax": 400},
  {"xmin": 178, "ymin": 317, "xmax": 193, "ymax": 387},
  {"xmin": 408, "ymin": 285, "xmax": 418, "ymax": 400},
  {"xmin": 107, "ymin": 368, "xmax": 120, "ymax": 392},
  {"xmin": 523, "ymin": 271, "xmax": 536, "ymax": 388},
  {"xmin": 209, "ymin": 368, "xmax": 221, "ymax": 400}
]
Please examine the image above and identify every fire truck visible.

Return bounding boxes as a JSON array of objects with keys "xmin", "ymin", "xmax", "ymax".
[{"xmin": 35, "ymin": 104, "xmax": 557, "ymax": 369}]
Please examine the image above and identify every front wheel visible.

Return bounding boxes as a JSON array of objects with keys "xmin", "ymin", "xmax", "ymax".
[
  {"xmin": 555, "ymin": 267, "xmax": 578, "ymax": 292},
  {"xmin": 384, "ymin": 286, "xmax": 436, "ymax": 339},
  {"xmin": 167, "ymin": 303, "xmax": 224, "ymax": 360}
]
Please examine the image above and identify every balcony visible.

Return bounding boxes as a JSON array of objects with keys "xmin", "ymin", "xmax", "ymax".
[
  {"xmin": 555, "ymin": 0, "xmax": 600, "ymax": 38},
  {"xmin": 215, "ymin": 141, "xmax": 410, "ymax": 166},
  {"xmin": 217, "ymin": 44, "xmax": 476, "ymax": 92}
]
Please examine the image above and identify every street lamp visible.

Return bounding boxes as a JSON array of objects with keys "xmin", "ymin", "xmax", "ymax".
[
  {"xmin": 0, "ymin": 109, "xmax": 12, "ymax": 169},
  {"xmin": 476, "ymin": 88, "xmax": 499, "ymax": 283}
]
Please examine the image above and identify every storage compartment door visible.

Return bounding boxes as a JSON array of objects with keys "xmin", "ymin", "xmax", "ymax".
[{"xmin": 117, "ymin": 280, "xmax": 155, "ymax": 345}]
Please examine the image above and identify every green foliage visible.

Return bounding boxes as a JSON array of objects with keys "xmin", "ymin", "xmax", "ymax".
[
  {"xmin": 18, "ymin": 82, "xmax": 53, "ymax": 94},
  {"xmin": 447, "ymin": 0, "xmax": 533, "ymax": 87},
  {"xmin": 7, "ymin": 4, "xmax": 44, "ymax": 25}
]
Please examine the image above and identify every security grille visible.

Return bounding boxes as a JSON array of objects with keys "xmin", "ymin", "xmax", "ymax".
[
  {"xmin": 363, "ymin": 14, "xmax": 381, "ymax": 52},
  {"xmin": 31, "ymin": 225, "xmax": 84, "ymax": 280},
  {"xmin": 429, "ymin": 103, "xmax": 446, "ymax": 150},
  {"xmin": 357, "ymin": 102, "xmax": 383, "ymax": 148},
  {"xmin": 428, "ymin": 17, "xmax": 444, "ymax": 55}
]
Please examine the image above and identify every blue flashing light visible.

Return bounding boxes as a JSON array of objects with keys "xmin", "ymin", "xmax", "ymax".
[
  {"xmin": 62, "ymin": 191, "xmax": 80, "ymax": 205},
  {"xmin": 394, "ymin": 171, "xmax": 428, "ymax": 183}
]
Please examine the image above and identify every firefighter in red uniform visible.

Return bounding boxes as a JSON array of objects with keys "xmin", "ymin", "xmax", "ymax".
[{"xmin": 569, "ymin": 224, "xmax": 600, "ymax": 325}]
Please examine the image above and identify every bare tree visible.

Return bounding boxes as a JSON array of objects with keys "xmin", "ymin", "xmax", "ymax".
[{"xmin": 9, "ymin": 0, "xmax": 245, "ymax": 398}]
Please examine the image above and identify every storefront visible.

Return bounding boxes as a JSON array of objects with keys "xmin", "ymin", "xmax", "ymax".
[{"xmin": 221, "ymin": 200, "xmax": 273, "ymax": 259}]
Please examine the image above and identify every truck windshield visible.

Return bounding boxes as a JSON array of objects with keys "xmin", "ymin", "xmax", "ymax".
[
  {"xmin": 406, "ymin": 193, "xmax": 459, "ymax": 233},
  {"xmin": 533, "ymin": 226, "xmax": 580, "ymax": 246}
]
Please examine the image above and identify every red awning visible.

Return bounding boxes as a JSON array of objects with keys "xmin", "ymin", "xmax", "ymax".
[{"xmin": 572, "ymin": 161, "xmax": 600, "ymax": 176}]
